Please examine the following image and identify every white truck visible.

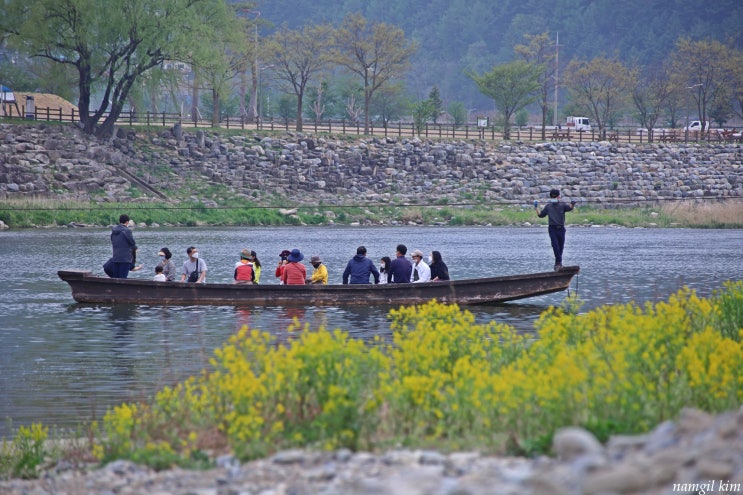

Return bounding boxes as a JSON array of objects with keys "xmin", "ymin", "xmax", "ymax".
[
  {"xmin": 684, "ymin": 120, "xmax": 709, "ymax": 132},
  {"xmin": 565, "ymin": 116, "xmax": 591, "ymax": 131}
]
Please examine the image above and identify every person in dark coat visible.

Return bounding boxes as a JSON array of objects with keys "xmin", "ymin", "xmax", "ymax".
[
  {"xmin": 109, "ymin": 214, "xmax": 137, "ymax": 278},
  {"xmin": 429, "ymin": 250, "xmax": 450, "ymax": 281},
  {"xmin": 389, "ymin": 244, "xmax": 413, "ymax": 283},
  {"xmin": 342, "ymin": 246, "xmax": 380, "ymax": 284}
]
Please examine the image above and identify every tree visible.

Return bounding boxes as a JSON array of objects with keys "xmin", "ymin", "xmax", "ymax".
[
  {"xmin": 564, "ymin": 56, "xmax": 632, "ymax": 139},
  {"xmin": 631, "ymin": 63, "xmax": 673, "ymax": 140},
  {"xmin": 468, "ymin": 61, "xmax": 541, "ymax": 140},
  {"xmin": 731, "ymin": 49, "xmax": 743, "ymax": 122},
  {"xmin": 369, "ymin": 82, "xmax": 408, "ymax": 127},
  {"xmin": 0, "ymin": 0, "xmax": 238, "ymax": 138},
  {"xmin": 428, "ymin": 86, "xmax": 443, "ymax": 123},
  {"xmin": 265, "ymin": 23, "xmax": 333, "ymax": 131},
  {"xmin": 412, "ymin": 100, "xmax": 435, "ymax": 136},
  {"xmin": 334, "ymin": 13, "xmax": 417, "ymax": 135},
  {"xmin": 448, "ymin": 101, "xmax": 467, "ymax": 128},
  {"xmin": 669, "ymin": 39, "xmax": 735, "ymax": 135},
  {"xmin": 514, "ymin": 32, "xmax": 557, "ymax": 140},
  {"xmin": 189, "ymin": 4, "xmax": 250, "ymax": 126}
]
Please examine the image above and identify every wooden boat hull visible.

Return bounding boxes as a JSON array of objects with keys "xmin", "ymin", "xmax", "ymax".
[{"xmin": 57, "ymin": 267, "xmax": 579, "ymax": 306}]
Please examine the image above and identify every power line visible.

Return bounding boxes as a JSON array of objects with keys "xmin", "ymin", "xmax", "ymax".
[{"xmin": 2, "ymin": 195, "xmax": 742, "ymax": 211}]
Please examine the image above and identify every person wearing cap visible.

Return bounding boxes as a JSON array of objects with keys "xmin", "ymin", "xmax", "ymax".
[
  {"xmin": 157, "ymin": 247, "xmax": 176, "ymax": 281},
  {"xmin": 234, "ymin": 249, "xmax": 256, "ymax": 284},
  {"xmin": 307, "ymin": 255, "xmax": 328, "ymax": 285},
  {"xmin": 342, "ymin": 246, "xmax": 380, "ymax": 284},
  {"xmin": 389, "ymin": 244, "xmax": 413, "ymax": 283},
  {"xmin": 410, "ymin": 249, "xmax": 431, "ymax": 283},
  {"xmin": 109, "ymin": 214, "xmax": 137, "ymax": 278},
  {"xmin": 282, "ymin": 249, "xmax": 307, "ymax": 285},
  {"xmin": 275, "ymin": 249, "xmax": 291, "ymax": 282},
  {"xmin": 534, "ymin": 188, "xmax": 577, "ymax": 271}
]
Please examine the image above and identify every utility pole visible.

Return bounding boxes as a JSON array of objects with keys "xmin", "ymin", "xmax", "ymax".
[{"xmin": 553, "ymin": 32, "xmax": 560, "ymax": 128}]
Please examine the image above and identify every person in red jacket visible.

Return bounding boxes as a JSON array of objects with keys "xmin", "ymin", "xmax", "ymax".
[
  {"xmin": 282, "ymin": 249, "xmax": 307, "ymax": 285},
  {"xmin": 275, "ymin": 249, "xmax": 291, "ymax": 282},
  {"xmin": 234, "ymin": 249, "xmax": 255, "ymax": 284}
]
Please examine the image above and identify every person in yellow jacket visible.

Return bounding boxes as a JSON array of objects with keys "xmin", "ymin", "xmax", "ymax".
[{"xmin": 307, "ymin": 254, "xmax": 328, "ymax": 284}]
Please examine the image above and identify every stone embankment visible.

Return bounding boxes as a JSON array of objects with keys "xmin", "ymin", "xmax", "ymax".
[
  {"xmin": 1, "ymin": 123, "xmax": 742, "ymax": 205},
  {"xmin": 1, "ymin": 407, "xmax": 740, "ymax": 494}
]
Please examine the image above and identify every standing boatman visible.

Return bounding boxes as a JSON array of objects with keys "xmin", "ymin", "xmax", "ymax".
[
  {"xmin": 534, "ymin": 189, "xmax": 576, "ymax": 271},
  {"xmin": 109, "ymin": 214, "xmax": 137, "ymax": 278}
]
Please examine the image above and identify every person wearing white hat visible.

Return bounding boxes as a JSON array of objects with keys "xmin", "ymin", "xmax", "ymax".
[{"xmin": 410, "ymin": 249, "xmax": 431, "ymax": 283}]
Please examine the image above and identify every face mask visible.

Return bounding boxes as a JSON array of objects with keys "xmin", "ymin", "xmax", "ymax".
[
  {"xmin": 192, "ymin": 252, "xmax": 199, "ymax": 259},
  {"xmin": 550, "ymin": 198, "xmax": 558, "ymax": 203},
  {"xmin": 427, "ymin": 256, "xmax": 433, "ymax": 263},
  {"xmin": 380, "ymin": 262, "xmax": 385, "ymax": 269},
  {"xmin": 160, "ymin": 256, "xmax": 166, "ymax": 261}
]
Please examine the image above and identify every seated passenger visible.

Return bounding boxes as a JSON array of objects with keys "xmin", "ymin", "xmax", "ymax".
[{"xmin": 342, "ymin": 246, "xmax": 380, "ymax": 284}]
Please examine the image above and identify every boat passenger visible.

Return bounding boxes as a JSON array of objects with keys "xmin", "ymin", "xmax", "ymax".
[
  {"xmin": 153, "ymin": 265, "xmax": 167, "ymax": 282},
  {"xmin": 389, "ymin": 244, "xmax": 413, "ymax": 283},
  {"xmin": 410, "ymin": 249, "xmax": 431, "ymax": 283},
  {"xmin": 282, "ymin": 249, "xmax": 307, "ymax": 285},
  {"xmin": 251, "ymin": 250, "xmax": 262, "ymax": 283},
  {"xmin": 181, "ymin": 246, "xmax": 207, "ymax": 283},
  {"xmin": 234, "ymin": 249, "xmax": 256, "ymax": 284},
  {"xmin": 275, "ymin": 249, "xmax": 291, "ymax": 283},
  {"xmin": 379, "ymin": 256, "xmax": 392, "ymax": 284},
  {"xmin": 157, "ymin": 247, "xmax": 176, "ymax": 281},
  {"xmin": 429, "ymin": 251, "xmax": 450, "ymax": 281},
  {"xmin": 307, "ymin": 255, "xmax": 328, "ymax": 285},
  {"xmin": 342, "ymin": 246, "xmax": 380, "ymax": 284}
]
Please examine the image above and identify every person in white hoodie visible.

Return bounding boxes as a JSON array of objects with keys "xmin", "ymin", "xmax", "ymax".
[{"xmin": 410, "ymin": 249, "xmax": 431, "ymax": 283}]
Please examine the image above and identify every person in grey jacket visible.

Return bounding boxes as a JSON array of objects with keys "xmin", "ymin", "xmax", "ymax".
[
  {"xmin": 342, "ymin": 246, "xmax": 380, "ymax": 284},
  {"xmin": 109, "ymin": 214, "xmax": 137, "ymax": 278},
  {"xmin": 535, "ymin": 189, "xmax": 576, "ymax": 271}
]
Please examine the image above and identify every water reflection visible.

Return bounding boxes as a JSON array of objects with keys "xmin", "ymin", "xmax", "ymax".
[{"xmin": 1, "ymin": 226, "xmax": 741, "ymax": 437}]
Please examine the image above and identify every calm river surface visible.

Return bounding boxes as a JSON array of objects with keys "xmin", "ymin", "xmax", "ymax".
[{"xmin": 1, "ymin": 225, "xmax": 742, "ymax": 437}]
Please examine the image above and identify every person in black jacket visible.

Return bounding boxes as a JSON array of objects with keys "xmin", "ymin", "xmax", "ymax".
[
  {"xmin": 342, "ymin": 246, "xmax": 380, "ymax": 284},
  {"xmin": 109, "ymin": 214, "xmax": 137, "ymax": 278},
  {"xmin": 429, "ymin": 251, "xmax": 450, "ymax": 281}
]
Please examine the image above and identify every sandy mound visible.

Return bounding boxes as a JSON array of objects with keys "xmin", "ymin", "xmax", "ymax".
[{"xmin": 2, "ymin": 92, "xmax": 78, "ymax": 118}]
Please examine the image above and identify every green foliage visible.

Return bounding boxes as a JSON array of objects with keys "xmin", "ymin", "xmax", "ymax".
[
  {"xmin": 0, "ymin": 423, "xmax": 48, "ymax": 479},
  {"xmin": 448, "ymin": 101, "xmax": 467, "ymax": 127},
  {"xmin": 468, "ymin": 61, "xmax": 541, "ymax": 139},
  {"xmin": 411, "ymin": 100, "xmax": 435, "ymax": 135},
  {"xmin": 428, "ymin": 86, "xmax": 443, "ymax": 123}
]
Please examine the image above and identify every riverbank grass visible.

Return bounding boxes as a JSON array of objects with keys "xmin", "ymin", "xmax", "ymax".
[{"xmin": 1, "ymin": 199, "xmax": 742, "ymax": 229}]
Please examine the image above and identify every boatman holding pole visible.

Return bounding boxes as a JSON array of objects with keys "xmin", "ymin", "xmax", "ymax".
[{"xmin": 534, "ymin": 189, "xmax": 576, "ymax": 271}]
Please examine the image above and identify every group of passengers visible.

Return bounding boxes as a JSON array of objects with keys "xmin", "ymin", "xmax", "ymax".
[
  {"xmin": 108, "ymin": 215, "xmax": 449, "ymax": 285},
  {"xmin": 274, "ymin": 243, "xmax": 450, "ymax": 286}
]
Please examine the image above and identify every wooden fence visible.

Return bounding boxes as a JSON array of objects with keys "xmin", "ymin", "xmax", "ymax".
[{"xmin": 2, "ymin": 104, "xmax": 740, "ymax": 144}]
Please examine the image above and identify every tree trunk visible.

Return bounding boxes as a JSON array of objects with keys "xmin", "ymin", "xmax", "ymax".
[
  {"xmin": 296, "ymin": 92, "xmax": 304, "ymax": 132},
  {"xmin": 212, "ymin": 88, "xmax": 220, "ymax": 127}
]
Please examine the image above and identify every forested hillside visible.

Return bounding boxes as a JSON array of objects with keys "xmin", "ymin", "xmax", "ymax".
[{"xmin": 250, "ymin": 0, "xmax": 743, "ymax": 109}]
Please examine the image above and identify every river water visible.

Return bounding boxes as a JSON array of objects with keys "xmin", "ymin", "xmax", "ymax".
[{"xmin": 1, "ymin": 225, "xmax": 741, "ymax": 437}]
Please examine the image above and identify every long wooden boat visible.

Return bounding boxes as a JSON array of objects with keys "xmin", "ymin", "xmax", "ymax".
[{"xmin": 58, "ymin": 266, "xmax": 579, "ymax": 306}]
